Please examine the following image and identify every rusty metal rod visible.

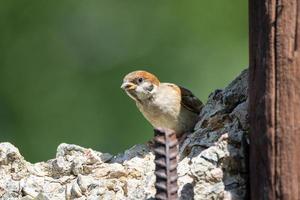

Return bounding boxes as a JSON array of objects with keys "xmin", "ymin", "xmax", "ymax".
[{"xmin": 153, "ymin": 128, "xmax": 178, "ymax": 200}]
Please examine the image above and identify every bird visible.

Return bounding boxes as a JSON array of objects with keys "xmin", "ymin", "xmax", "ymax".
[{"xmin": 120, "ymin": 70, "xmax": 203, "ymax": 140}]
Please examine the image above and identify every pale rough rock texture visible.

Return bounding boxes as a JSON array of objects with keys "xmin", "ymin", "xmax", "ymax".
[{"xmin": 0, "ymin": 70, "xmax": 248, "ymax": 200}]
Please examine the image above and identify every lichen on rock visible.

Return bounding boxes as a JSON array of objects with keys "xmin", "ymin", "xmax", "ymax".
[{"xmin": 0, "ymin": 69, "xmax": 248, "ymax": 200}]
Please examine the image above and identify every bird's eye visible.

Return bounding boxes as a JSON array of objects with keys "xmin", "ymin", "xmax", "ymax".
[{"xmin": 137, "ymin": 77, "xmax": 144, "ymax": 84}]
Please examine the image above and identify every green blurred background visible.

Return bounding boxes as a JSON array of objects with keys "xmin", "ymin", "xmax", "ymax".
[{"xmin": 0, "ymin": 1, "xmax": 248, "ymax": 162}]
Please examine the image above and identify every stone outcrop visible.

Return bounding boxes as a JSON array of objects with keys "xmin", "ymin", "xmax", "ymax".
[{"xmin": 0, "ymin": 69, "xmax": 248, "ymax": 200}]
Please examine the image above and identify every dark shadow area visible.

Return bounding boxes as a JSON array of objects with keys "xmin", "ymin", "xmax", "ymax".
[
  {"xmin": 109, "ymin": 143, "xmax": 152, "ymax": 164},
  {"xmin": 180, "ymin": 183, "xmax": 195, "ymax": 200}
]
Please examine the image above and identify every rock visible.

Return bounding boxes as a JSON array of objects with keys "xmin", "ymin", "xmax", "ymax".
[
  {"xmin": 0, "ymin": 143, "xmax": 23, "ymax": 165},
  {"xmin": 0, "ymin": 69, "xmax": 248, "ymax": 199},
  {"xmin": 34, "ymin": 193, "xmax": 51, "ymax": 200}
]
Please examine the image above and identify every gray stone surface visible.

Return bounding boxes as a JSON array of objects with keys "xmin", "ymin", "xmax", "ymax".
[{"xmin": 0, "ymin": 69, "xmax": 248, "ymax": 200}]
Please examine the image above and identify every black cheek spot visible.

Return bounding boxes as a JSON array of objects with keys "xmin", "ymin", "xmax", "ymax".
[{"xmin": 147, "ymin": 84, "xmax": 154, "ymax": 92}]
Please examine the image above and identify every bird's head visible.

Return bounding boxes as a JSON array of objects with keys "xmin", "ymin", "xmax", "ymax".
[{"xmin": 121, "ymin": 70, "xmax": 160, "ymax": 102}]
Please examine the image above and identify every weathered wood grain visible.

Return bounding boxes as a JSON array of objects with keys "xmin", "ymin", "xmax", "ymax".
[{"xmin": 249, "ymin": 0, "xmax": 300, "ymax": 199}]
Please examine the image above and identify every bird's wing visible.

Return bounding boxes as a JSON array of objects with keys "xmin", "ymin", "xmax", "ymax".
[{"xmin": 179, "ymin": 86, "xmax": 204, "ymax": 114}]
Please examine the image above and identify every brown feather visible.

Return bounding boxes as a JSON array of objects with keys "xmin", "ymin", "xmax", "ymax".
[{"xmin": 179, "ymin": 86, "xmax": 203, "ymax": 114}]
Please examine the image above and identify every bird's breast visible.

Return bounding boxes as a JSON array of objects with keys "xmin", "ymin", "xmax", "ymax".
[{"xmin": 135, "ymin": 86, "xmax": 186, "ymax": 132}]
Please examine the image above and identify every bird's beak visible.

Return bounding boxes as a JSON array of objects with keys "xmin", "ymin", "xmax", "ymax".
[{"xmin": 120, "ymin": 82, "xmax": 137, "ymax": 90}]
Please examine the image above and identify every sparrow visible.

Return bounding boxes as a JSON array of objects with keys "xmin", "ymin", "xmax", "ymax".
[{"xmin": 121, "ymin": 70, "xmax": 203, "ymax": 138}]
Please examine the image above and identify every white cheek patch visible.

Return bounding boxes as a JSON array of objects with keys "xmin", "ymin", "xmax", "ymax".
[
  {"xmin": 149, "ymin": 85, "xmax": 157, "ymax": 94},
  {"xmin": 135, "ymin": 86, "xmax": 144, "ymax": 93},
  {"xmin": 136, "ymin": 84, "xmax": 155, "ymax": 100},
  {"xmin": 143, "ymin": 82, "xmax": 154, "ymax": 92}
]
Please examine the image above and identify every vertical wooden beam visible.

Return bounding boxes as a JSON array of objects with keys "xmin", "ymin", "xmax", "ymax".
[{"xmin": 249, "ymin": 0, "xmax": 300, "ymax": 199}]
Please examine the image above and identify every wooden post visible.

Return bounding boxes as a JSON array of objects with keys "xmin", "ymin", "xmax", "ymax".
[{"xmin": 249, "ymin": 0, "xmax": 300, "ymax": 199}]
